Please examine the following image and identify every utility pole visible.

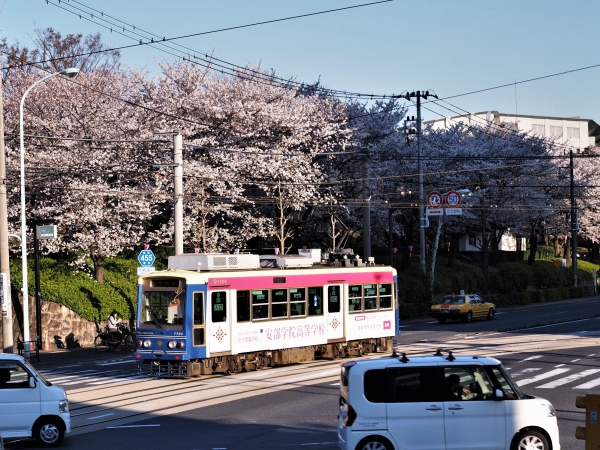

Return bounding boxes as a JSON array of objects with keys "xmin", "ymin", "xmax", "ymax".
[
  {"xmin": 0, "ymin": 58, "xmax": 14, "ymax": 353},
  {"xmin": 362, "ymin": 150, "xmax": 371, "ymax": 260},
  {"xmin": 154, "ymin": 131, "xmax": 184, "ymax": 256},
  {"xmin": 174, "ymin": 132, "xmax": 183, "ymax": 256},
  {"xmin": 401, "ymin": 90, "xmax": 438, "ymax": 275},
  {"xmin": 570, "ymin": 150, "xmax": 578, "ymax": 287}
]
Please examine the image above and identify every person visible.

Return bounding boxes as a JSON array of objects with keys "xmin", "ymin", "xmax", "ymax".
[
  {"xmin": 107, "ymin": 310, "xmax": 122, "ymax": 350},
  {"xmin": 446, "ymin": 374, "xmax": 471, "ymax": 400}
]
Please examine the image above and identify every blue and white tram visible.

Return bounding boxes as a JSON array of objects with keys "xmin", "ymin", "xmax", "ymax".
[{"xmin": 135, "ymin": 252, "xmax": 398, "ymax": 376}]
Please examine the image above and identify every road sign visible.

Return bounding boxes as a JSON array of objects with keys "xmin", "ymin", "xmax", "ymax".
[
  {"xmin": 36, "ymin": 224, "xmax": 57, "ymax": 239},
  {"xmin": 138, "ymin": 249, "xmax": 156, "ymax": 267},
  {"xmin": 137, "ymin": 266, "xmax": 157, "ymax": 276},
  {"xmin": 445, "ymin": 208, "xmax": 463, "ymax": 215},
  {"xmin": 426, "ymin": 191, "xmax": 443, "ymax": 208},
  {"xmin": 445, "ymin": 190, "xmax": 462, "ymax": 208},
  {"xmin": 426, "ymin": 207, "xmax": 443, "ymax": 216}
]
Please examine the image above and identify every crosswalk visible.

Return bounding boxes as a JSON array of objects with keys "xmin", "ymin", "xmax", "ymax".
[{"xmin": 38, "ymin": 361, "xmax": 145, "ymax": 389}]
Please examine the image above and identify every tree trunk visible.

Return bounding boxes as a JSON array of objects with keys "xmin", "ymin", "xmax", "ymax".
[
  {"xmin": 527, "ymin": 233, "xmax": 537, "ymax": 265},
  {"xmin": 429, "ymin": 216, "xmax": 443, "ymax": 300},
  {"xmin": 92, "ymin": 255, "xmax": 105, "ymax": 283},
  {"xmin": 564, "ymin": 239, "xmax": 571, "ymax": 268}
]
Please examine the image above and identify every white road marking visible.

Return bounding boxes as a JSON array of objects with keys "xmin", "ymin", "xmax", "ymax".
[
  {"xmin": 520, "ymin": 355, "xmax": 543, "ymax": 362},
  {"xmin": 107, "ymin": 424, "xmax": 160, "ymax": 428},
  {"xmin": 554, "ymin": 364, "xmax": 565, "ymax": 367},
  {"xmin": 537, "ymin": 369, "xmax": 600, "ymax": 388},
  {"xmin": 88, "ymin": 413, "xmax": 115, "ymax": 420},
  {"xmin": 97, "ymin": 359, "xmax": 136, "ymax": 366},
  {"xmin": 517, "ymin": 368, "xmax": 570, "ymax": 386}
]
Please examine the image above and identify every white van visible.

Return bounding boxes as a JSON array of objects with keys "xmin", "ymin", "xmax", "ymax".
[
  {"xmin": 337, "ymin": 352, "xmax": 560, "ymax": 450},
  {"xmin": 0, "ymin": 354, "xmax": 70, "ymax": 447}
]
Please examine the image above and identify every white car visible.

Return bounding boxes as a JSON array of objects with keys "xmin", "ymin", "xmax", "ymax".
[
  {"xmin": 337, "ymin": 352, "xmax": 559, "ymax": 450},
  {"xmin": 0, "ymin": 353, "xmax": 70, "ymax": 446}
]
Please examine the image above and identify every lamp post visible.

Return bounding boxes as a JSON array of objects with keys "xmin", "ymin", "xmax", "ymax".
[{"xmin": 19, "ymin": 68, "xmax": 79, "ymax": 358}]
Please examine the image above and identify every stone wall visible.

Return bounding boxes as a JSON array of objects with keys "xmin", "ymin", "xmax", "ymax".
[{"xmin": 4, "ymin": 294, "xmax": 100, "ymax": 350}]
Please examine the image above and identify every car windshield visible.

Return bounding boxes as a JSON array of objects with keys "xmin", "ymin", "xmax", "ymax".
[{"xmin": 443, "ymin": 296, "xmax": 464, "ymax": 304}]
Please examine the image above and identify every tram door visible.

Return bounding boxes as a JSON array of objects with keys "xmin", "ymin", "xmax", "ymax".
[
  {"xmin": 325, "ymin": 284, "xmax": 344, "ymax": 341},
  {"xmin": 208, "ymin": 290, "xmax": 231, "ymax": 353}
]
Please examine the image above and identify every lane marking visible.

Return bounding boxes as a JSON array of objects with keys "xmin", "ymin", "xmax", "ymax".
[
  {"xmin": 98, "ymin": 359, "xmax": 137, "ymax": 366},
  {"xmin": 88, "ymin": 413, "xmax": 115, "ymax": 420},
  {"xmin": 554, "ymin": 364, "xmax": 565, "ymax": 367},
  {"xmin": 517, "ymin": 368, "xmax": 570, "ymax": 386},
  {"xmin": 107, "ymin": 424, "xmax": 161, "ymax": 429},
  {"xmin": 520, "ymin": 355, "xmax": 543, "ymax": 362},
  {"xmin": 537, "ymin": 369, "xmax": 600, "ymax": 388}
]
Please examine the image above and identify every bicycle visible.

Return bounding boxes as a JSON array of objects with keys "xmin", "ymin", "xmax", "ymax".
[{"xmin": 94, "ymin": 319, "xmax": 136, "ymax": 352}]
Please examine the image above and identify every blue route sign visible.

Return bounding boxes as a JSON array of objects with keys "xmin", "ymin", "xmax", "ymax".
[{"xmin": 138, "ymin": 249, "xmax": 156, "ymax": 267}]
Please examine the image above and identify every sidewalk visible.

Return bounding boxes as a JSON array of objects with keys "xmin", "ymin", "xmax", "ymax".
[{"xmin": 13, "ymin": 346, "xmax": 134, "ymax": 368}]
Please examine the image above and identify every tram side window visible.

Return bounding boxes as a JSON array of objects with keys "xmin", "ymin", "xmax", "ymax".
[
  {"xmin": 193, "ymin": 292, "xmax": 205, "ymax": 346},
  {"xmin": 237, "ymin": 290, "xmax": 251, "ymax": 322},
  {"xmin": 328, "ymin": 285, "xmax": 341, "ymax": 313},
  {"xmin": 271, "ymin": 288, "xmax": 288, "ymax": 318},
  {"xmin": 349, "ymin": 285, "xmax": 363, "ymax": 312},
  {"xmin": 290, "ymin": 288, "xmax": 306, "ymax": 317},
  {"xmin": 364, "ymin": 284, "xmax": 377, "ymax": 310},
  {"xmin": 252, "ymin": 289, "xmax": 269, "ymax": 320},
  {"xmin": 379, "ymin": 284, "xmax": 393, "ymax": 309},
  {"xmin": 211, "ymin": 292, "xmax": 227, "ymax": 322},
  {"xmin": 308, "ymin": 287, "xmax": 323, "ymax": 315}
]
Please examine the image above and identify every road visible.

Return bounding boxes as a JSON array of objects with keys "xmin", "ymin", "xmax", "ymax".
[{"xmin": 5, "ymin": 296, "xmax": 600, "ymax": 449}]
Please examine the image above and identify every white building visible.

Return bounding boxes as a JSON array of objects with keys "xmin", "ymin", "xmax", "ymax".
[
  {"xmin": 458, "ymin": 231, "xmax": 527, "ymax": 252},
  {"xmin": 425, "ymin": 111, "xmax": 600, "ymax": 152}
]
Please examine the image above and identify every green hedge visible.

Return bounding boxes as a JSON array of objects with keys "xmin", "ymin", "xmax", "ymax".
[{"xmin": 11, "ymin": 256, "xmax": 138, "ymax": 321}]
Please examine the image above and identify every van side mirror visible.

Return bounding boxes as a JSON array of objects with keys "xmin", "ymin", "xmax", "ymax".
[
  {"xmin": 494, "ymin": 388, "xmax": 503, "ymax": 400},
  {"xmin": 29, "ymin": 377, "xmax": 36, "ymax": 388}
]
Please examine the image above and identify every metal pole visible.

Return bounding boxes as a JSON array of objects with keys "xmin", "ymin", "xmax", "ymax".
[
  {"xmin": 0, "ymin": 56, "xmax": 14, "ymax": 353},
  {"xmin": 19, "ymin": 68, "xmax": 79, "ymax": 359},
  {"xmin": 362, "ymin": 152, "xmax": 371, "ymax": 259},
  {"xmin": 570, "ymin": 150, "xmax": 578, "ymax": 287},
  {"xmin": 416, "ymin": 91, "xmax": 426, "ymax": 274},
  {"xmin": 34, "ymin": 224, "xmax": 41, "ymax": 360},
  {"xmin": 173, "ymin": 132, "xmax": 183, "ymax": 256}
]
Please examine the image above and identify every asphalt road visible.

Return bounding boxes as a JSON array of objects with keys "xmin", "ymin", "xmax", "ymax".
[{"xmin": 5, "ymin": 295, "xmax": 600, "ymax": 449}]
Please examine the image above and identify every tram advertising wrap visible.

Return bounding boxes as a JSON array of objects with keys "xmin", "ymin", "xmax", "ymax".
[{"xmin": 134, "ymin": 251, "xmax": 398, "ymax": 377}]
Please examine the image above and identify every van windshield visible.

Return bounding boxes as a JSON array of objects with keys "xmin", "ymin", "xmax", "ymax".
[{"xmin": 22, "ymin": 358, "xmax": 52, "ymax": 386}]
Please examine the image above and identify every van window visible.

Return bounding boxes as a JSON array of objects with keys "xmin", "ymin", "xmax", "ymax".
[
  {"xmin": 388, "ymin": 367, "xmax": 443, "ymax": 403},
  {"xmin": 364, "ymin": 369, "xmax": 387, "ymax": 403},
  {"xmin": 443, "ymin": 366, "xmax": 495, "ymax": 401},
  {"xmin": 0, "ymin": 363, "xmax": 30, "ymax": 389}
]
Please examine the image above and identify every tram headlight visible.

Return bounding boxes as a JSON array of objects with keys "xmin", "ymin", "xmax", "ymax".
[
  {"xmin": 168, "ymin": 340, "xmax": 176, "ymax": 349},
  {"xmin": 143, "ymin": 340, "xmax": 151, "ymax": 348},
  {"xmin": 176, "ymin": 342, "xmax": 184, "ymax": 349}
]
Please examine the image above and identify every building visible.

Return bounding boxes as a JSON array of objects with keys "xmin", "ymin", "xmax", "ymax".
[{"xmin": 425, "ymin": 111, "xmax": 600, "ymax": 152}]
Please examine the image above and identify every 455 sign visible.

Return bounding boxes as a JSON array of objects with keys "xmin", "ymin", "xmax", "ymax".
[{"xmin": 137, "ymin": 248, "xmax": 156, "ymax": 275}]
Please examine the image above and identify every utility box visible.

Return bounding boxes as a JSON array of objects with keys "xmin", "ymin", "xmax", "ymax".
[{"xmin": 576, "ymin": 394, "xmax": 600, "ymax": 449}]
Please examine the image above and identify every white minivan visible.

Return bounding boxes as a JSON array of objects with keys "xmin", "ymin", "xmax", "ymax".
[
  {"xmin": 0, "ymin": 354, "xmax": 70, "ymax": 447},
  {"xmin": 338, "ymin": 352, "xmax": 560, "ymax": 450}
]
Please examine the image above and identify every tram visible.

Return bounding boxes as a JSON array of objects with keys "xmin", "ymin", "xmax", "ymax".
[{"xmin": 134, "ymin": 250, "xmax": 398, "ymax": 377}]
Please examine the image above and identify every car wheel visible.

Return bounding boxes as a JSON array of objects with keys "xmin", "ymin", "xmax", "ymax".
[
  {"xmin": 356, "ymin": 437, "xmax": 393, "ymax": 450},
  {"xmin": 462, "ymin": 311, "xmax": 472, "ymax": 323},
  {"xmin": 437, "ymin": 318, "xmax": 447, "ymax": 324},
  {"xmin": 513, "ymin": 430, "xmax": 549, "ymax": 450},
  {"xmin": 486, "ymin": 308, "xmax": 495, "ymax": 320},
  {"xmin": 34, "ymin": 418, "xmax": 64, "ymax": 447}
]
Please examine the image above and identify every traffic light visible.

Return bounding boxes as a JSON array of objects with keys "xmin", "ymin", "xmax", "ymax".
[{"xmin": 576, "ymin": 394, "xmax": 600, "ymax": 449}]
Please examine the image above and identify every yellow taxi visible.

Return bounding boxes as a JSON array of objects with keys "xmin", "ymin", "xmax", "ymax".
[{"xmin": 430, "ymin": 294, "xmax": 495, "ymax": 324}]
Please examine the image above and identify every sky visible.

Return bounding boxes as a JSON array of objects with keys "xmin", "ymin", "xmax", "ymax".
[{"xmin": 2, "ymin": 0, "xmax": 600, "ymax": 123}]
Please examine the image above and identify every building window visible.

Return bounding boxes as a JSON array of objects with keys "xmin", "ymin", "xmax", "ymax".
[
  {"xmin": 567, "ymin": 127, "xmax": 580, "ymax": 139},
  {"xmin": 549, "ymin": 126, "xmax": 563, "ymax": 137},
  {"xmin": 531, "ymin": 124, "xmax": 545, "ymax": 136}
]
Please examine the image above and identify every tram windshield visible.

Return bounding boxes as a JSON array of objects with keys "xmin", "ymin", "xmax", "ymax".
[{"xmin": 141, "ymin": 281, "xmax": 185, "ymax": 329}]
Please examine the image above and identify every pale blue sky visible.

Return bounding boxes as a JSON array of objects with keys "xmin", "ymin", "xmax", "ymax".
[{"xmin": 2, "ymin": 0, "xmax": 600, "ymax": 122}]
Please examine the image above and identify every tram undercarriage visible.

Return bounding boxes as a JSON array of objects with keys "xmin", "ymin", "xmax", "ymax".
[{"xmin": 139, "ymin": 337, "xmax": 393, "ymax": 377}]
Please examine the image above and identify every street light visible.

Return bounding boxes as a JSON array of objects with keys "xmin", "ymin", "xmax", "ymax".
[{"xmin": 19, "ymin": 68, "xmax": 79, "ymax": 358}]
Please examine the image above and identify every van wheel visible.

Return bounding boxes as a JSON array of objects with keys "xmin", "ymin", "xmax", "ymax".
[
  {"xmin": 34, "ymin": 418, "xmax": 64, "ymax": 447},
  {"xmin": 356, "ymin": 437, "xmax": 393, "ymax": 450},
  {"xmin": 513, "ymin": 430, "xmax": 549, "ymax": 450},
  {"xmin": 486, "ymin": 308, "xmax": 495, "ymax": 320}
]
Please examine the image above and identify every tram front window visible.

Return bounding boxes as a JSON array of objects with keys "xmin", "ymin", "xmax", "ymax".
[{"xmin": 142, "ymin": 290, "xmax": 185, "ymax": 328}]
